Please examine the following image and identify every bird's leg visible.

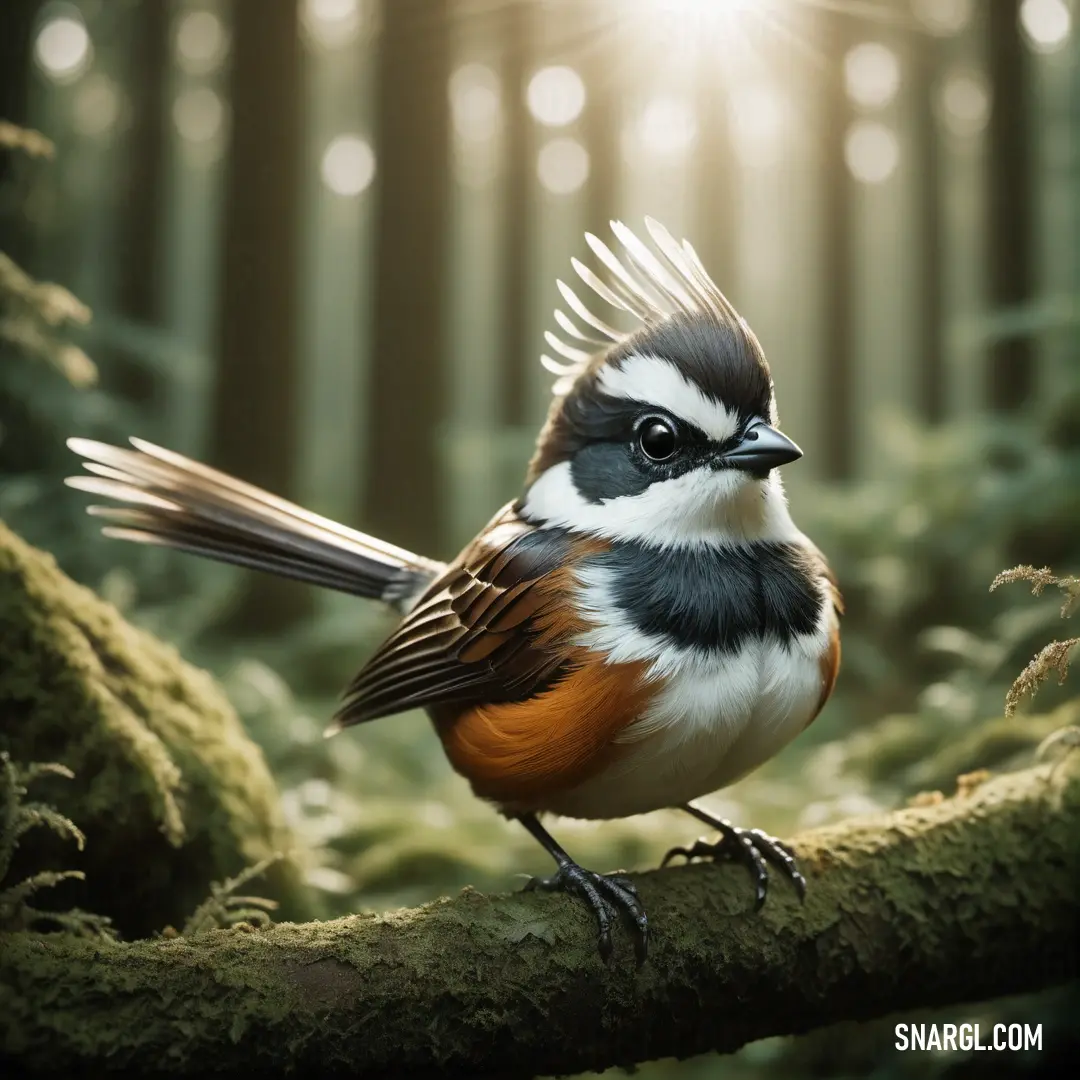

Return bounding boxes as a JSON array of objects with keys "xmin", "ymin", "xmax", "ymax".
[
  {"xmin": 661, "ymin": 802, "xmax": 807, "ymax": 910},
  {"xmin": 516, "ymin": 813, "xmax": 648, "ymax": 964}
]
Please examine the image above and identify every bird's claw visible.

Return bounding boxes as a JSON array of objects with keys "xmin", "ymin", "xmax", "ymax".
[
  {"xmin": 661, "ymin": 821, "xmax": 806, "ymax": 909},
  {"xmin": 525, "ymin": 863, "xmax": 648, "ymax": 964}
]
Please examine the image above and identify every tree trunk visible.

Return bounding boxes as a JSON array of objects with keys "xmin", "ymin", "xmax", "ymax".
[
  {"xmin": 581, "ymin": 4, "xmax": 619, "ymax": 240},
  {"xmin": 112, "ymin": 0, "xmax": 170, "ymax": 407},
  {"xmin": 211, "ymin": 0, "xmax": 309, "ymax": 631},
  {"xmin": 819, "ymin": 12, "xmax": 854, "ymax": 480},
  {"xmin": 3, "ymin": 759, "xmax": 1078, "ymax": 1076},
  {"xmin": 497, "ymin": 0, "xmax": 533, "ymax": 429},
  {"xmin": 912, "ymin": 31, "xmax": 945, "ymax": 423},
  {"xmin": 0, "ymin": 0, "xmax": 41, "ymax": 266},
  {"xmin": 694, "ymin": 67, "xmax": 735, "ymax": 298},
  {"xmin": 363, "ymin": 0, "xmax": 451, "ymax": 556},
  {"xmin": 985, "ymin": 0, "xmax": 1034, "ymax": 410}
]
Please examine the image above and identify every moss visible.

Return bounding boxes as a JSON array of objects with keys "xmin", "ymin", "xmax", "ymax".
[
  {"xmin": 1, "ymin": 758, "xmax": 1077, "ymax": 1076},
  {"xmin": 0, "ymin": 519, "xmax": 309, "ymax": 936}
]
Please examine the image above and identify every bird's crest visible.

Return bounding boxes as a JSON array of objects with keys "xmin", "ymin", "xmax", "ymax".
[{"xmin": 541, "ymin": 217, "xmax": 746, "ymax": 395}]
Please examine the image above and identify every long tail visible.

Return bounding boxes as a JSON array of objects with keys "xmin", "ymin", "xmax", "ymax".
[{"xmin": 65, "ymin": 437, "xmax": 444, "ymax": 612}]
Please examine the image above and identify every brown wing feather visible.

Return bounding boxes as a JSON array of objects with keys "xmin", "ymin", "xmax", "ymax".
[{"xmin": 329, "ymin": 505, "xmax": 579, "ymax": 731}]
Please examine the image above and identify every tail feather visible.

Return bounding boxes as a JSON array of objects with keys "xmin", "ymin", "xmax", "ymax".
[{"xmin": 65, "ymin": 437, "xmax": 444, "ymax": 610}]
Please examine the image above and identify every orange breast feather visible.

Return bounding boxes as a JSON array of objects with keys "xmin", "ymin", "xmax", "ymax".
[{"xmin": 435, "ymin": 651, "xmax": 655, "ymax": 810}]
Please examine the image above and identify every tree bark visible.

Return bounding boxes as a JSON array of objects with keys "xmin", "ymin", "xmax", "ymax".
[
  {"xmin": 211, "ymin": 0, "xmax": 309, "ymax": 630},
  {"xmin": 3, "ymin": 758, "xmax": 1078, "ymax": 1077},
  {"xmin": 117, "ymin": 0, "xmax": 169, "ymax": 329},
  {"xmin": 912, "ymin": 30, "xmax": 945, "ymax": 424},
  {"xmin": 112, "ymin": 0, "xmax": 170, "ymax": 407},
  {"xmin": 580, "ymin": 4, "xmax": 620, "ymax": 246},
  {"xmin": 363, "ymin": 0, "xmax": 451, "ymax": 555},
  {"xmin": 0, "ymin": 0, "xmax": 40, "ymax": 266},
  {"xmin": 819, "ymin": 11, "xmax": 855, "ymax": 480},
  {"xmin": 497, "ymin": 0, "xmax": 533, "ymax": 429},
  {"xmin": 985, "ymin": 0, "xmax": 1034, "ymax": 411}
]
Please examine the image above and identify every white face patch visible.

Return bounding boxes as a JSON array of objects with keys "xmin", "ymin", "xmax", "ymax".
[
  {"xmin": 596, "ymin": 353, "xmax": 741, "ymax": 442},
  {"xmin": 520, "ymin": 459, "xmax": 803, "ymax": 548}
]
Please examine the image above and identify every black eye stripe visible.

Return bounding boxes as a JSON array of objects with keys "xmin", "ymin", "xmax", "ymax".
[{"xmin": 538, "ymin": 368, "xmax": 757, "ymax": 504}]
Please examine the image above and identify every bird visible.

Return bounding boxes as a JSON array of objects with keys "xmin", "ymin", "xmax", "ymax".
[{"xmin": 65, "ymin": 218, "xmax": 842, "ymax": 963}]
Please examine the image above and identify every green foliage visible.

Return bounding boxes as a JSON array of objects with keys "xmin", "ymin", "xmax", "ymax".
[
  {"xmin": 0, "ymin": 752, "xmax": 113, "ymax": 937},
  {"xmin": 0, "ymin": 251, "xmax": 96, "ymax": 386},
  {"xmin": 0, "ymin": 121, "xmax": 54, "ymax": 160},
  {"xmin": 0, "ymin": 122, "xmax": 107, "ymax": 582},
  {"xmin": 808, "ymin": 364, "xmax": 1080, "ymax": 730},
  {"xmin": 0, "ymin": 121, "xmax": 210, "ymax": 598}
]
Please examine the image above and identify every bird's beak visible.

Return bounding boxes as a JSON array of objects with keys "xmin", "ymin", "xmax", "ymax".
[{"xmin": 718, "ymin": 422, "xmax": 803, "ymax": 476}]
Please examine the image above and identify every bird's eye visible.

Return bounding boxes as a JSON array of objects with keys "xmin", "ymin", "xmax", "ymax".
[{"xmin": 638, "ymin": 418, "xmax": 677, "ymax": 462}]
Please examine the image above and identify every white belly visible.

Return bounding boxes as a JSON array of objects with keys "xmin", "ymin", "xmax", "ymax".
[{"xmin": 540, "ymin": 635, "xmax": 827, "ymax": 821}]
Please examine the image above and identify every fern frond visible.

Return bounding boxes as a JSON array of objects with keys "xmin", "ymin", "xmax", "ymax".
[
  {"xmin": 991, "ymin": 565, "xmax": 1080, "ymax": 618},
  {"xmin": 182, "ymin": 854, "xmax": 282, "ymax": 936},
  {"xmin": 0, "ymin": 120, "xmax": 55, "ymax": 158},
  {"xmin": 1004, "ymin": 639, "xmax": 1080, "ymax": 717},
  {"xmin": 0, "ymin": 753, "xmax": 113, "ymax": 937}
]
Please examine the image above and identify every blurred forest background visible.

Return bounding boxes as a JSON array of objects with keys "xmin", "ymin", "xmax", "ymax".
[{"xmin": 1, "ymin": 0, "xmax": 1079, "ymax": 1076}]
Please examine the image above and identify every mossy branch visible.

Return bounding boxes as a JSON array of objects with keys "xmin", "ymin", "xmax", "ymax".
[{"xmin": 2, "ymin": 758, "xmax": 1078, "ymax": 1078}]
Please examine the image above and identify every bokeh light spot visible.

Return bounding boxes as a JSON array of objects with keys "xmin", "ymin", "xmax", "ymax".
[
  {"xmin": 321, "ymin": 135, "xmax": 376, "ymax": 196},
  {"xmin": 910, "ymin": 0, "xmax": 972, "ymax": 36},
  {"xmin": 72, "ymin": 73, "xmax": 123, "ymax": 137},
  {"xmin": 175, "ymin": 11, "xmax": 228, "ymax": 75},
  {"xmin": 34, "ymin": 12, "xmax": 91, "ymax": 82},
  {"xmin": 302, "ymin": 0, "xmax": 370, "ymax": 49},
  {"xmin": 844, "ymin": 43, "xmax": 901, "ymax": 109},
  {"xmin": 526, "ymin": 66, "xmax": 586, "ymax": 128},
  {"xmin": 1020, "ymin": 0, "xmax": 1071, "ymax": 52},
  {"xmin": 939, "ymin": 72, "xmax": 990, "ymax": 137},
  {"xmin": 844, "ymin": 121, "xmax": 900, "ymax": 184},
  {"xmin": 537, "ymin": 137, "xmax": 589, "ymax": 195},
  {"xmin": 173, "ymin": 87, "xmax": 225, "ymax": 143},
  {"xmin": 638, "ymin": 95, "xmax": 697, "ymax": 157},
  {"xmin": 449, "ymin": 64, "xmax": 501, "ymax": 143},
  {"xmin": 729, "ymin": 85, "xmax": 786, "ymax": 168}
]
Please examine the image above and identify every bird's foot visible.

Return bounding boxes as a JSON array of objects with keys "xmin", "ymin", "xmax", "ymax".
[
  {"xmin": 661, "ymin": 821, "xmax": 806, "ymax": 910},
  {"xmin": 524, "ymin": 862, "xmax": 648, "ymax": 964}
]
